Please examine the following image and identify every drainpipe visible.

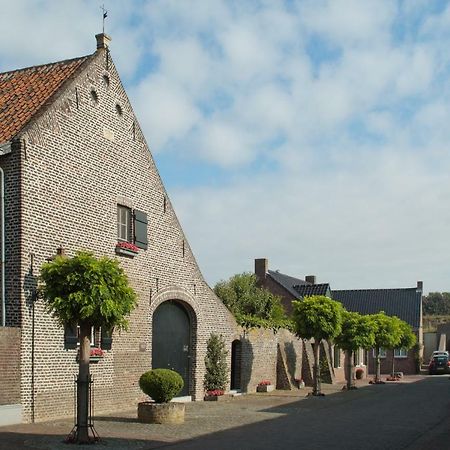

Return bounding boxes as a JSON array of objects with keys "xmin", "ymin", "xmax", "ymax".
[{"xmin": 0, "ymin": 167, "xmax": 5, "ymax": 327}]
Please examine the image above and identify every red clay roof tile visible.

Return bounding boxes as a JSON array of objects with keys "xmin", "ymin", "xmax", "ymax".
[{"xmin": 0, "ymin": 55, "xmax": 92, "ymax": 142}]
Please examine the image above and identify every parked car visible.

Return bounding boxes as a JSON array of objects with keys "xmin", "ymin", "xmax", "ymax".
[
  {"xmin": 428, "ymin": 355, "xmax": 450, "ymax": 375},
  {"xmin": 432, "ymin": 350, "xmax": 449, "ymax": 357}
]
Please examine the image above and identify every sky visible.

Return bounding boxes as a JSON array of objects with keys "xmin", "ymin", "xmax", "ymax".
[{"xmin": 1, "ymin": 0, "xmax": 450, "ymax": 294}]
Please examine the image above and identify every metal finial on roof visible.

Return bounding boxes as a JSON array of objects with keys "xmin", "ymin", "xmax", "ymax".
[{"xmin": 101, "ymin": 4, "xmax": 108, "ymax": 34}]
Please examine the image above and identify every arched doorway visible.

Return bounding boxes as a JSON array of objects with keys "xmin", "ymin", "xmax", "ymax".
[
  {"xmin": 230, "ymin": 339, "xmax": 242, "ymax": 390},
  {"xmin": 152, "ymin": 300, "xmax": 192, "ymax": 396}
]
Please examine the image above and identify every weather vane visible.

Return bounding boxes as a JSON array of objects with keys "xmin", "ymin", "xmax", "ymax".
[{"xmin": 101, "ymin": 4, "xmax": 108, "ymax": 34}]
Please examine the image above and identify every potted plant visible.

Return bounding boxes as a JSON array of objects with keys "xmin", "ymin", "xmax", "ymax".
[
  {"xmin": 355, "ymin": 368, "xmax": 364, "ymax": 380},
  {"xmin": 204, "ymin": 333, "xmax": 228, "ymax": 401},
  {"xmin": 115, "ymin": 241, "xmax": 139, "ymax": 257},
  {"xmin": 257, "ymin": 380, "xmax": 274, "ymax": 393},
  {"xmin": 138, "ymin": 369, "xmax": 185, "ymax": 424}
]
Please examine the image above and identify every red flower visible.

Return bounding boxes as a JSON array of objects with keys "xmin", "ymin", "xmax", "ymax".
[
  {"xmin": 258, "ymin": 380, "xmax": 271, "ymax": 386},
  {"xmin": 90, "ymin": 347, "xmax": 104, "ymax": 357},
  {"xmin": 206, "ymin": 389, "xmax": 224, "ymax": 396},
  {"xmin": 116, "ymin": 241, "xmax": 139, "ymax": 253}
]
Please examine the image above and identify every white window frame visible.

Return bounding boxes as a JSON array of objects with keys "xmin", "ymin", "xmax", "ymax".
[
  {"xmin": 76, "ymin": 325, "xmax": 96, "ymax": 347},
  {"xmin": 394, "ymin": 347, "xmax": 408, "ymax": 358},
  {"xmin": 354, "ymin": 348, "xmax": 362, "ymax": 366},
  {"xmin": 373, "ymin": 347, "xmax": 387, "ymax": 358},
  {"xmin": 117, "ymin": 205, "xmax": 132, "ymax": 242}
]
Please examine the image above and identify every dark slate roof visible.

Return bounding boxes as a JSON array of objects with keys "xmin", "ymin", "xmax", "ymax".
[
  {"xmin": 332, "ymin": 288, "xmax": 422, "ymax": 329},
  {"xmin": 294, "ymin": 283, "xmax": 331, "ymax": 297},
  {"xmin": 267, "ymin": 270, "xmax": 306, "ymax": 298}
]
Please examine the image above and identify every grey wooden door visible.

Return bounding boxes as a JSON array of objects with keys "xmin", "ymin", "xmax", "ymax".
[{"xmin": 152, "ymin": 301, "xmax": 190, "ymax": 396}]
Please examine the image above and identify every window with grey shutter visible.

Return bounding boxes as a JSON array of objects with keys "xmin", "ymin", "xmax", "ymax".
[
  {"xmin": 64, "ymin": 324, "xmax": 78, "ymax": 349},
  {"xmin": 134, "ymin": 210, "xmax": 148, "ymax": 250}
]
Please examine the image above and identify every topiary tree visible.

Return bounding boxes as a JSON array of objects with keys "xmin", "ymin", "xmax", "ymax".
[
  {"xmin": 335, "ymin": 312, "xmax": 376, "ymax": 390},
  {"xmin": 40, "ymin": 251, "xmax": 137, "ymax": 444},
  {"xmin": 139, "ymin": 369, "xmax": 184, "ymax": 403},
  {"xmin": 370, "ymin": 312, "xmax": 402, "ymax": 383},
  {"xmin": 204, "ymin": 333, "xmax": 228, "ymax": 393},
  {"xmin": 292, "ymin": 295, "xmax": 344, "ymax": 396}
]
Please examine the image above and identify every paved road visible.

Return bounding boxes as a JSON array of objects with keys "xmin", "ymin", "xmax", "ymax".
[{"xmin": 1, "ymin": 376, "xmax": 450, "ymax": 449}]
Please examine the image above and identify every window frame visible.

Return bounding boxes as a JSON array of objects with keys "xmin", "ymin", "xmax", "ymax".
[
  {"xmin": 117, "ymin": 205, "xmax": 132, "ymax": 243},
  {"xmin": 373, "ymin": 347, "xmax": 387, "ymax": 358},
  {"xmin": 333, "ymin": 345, "xmax": 341, "ymax": 368},
  {"xmin": 394, "ymin": 347, "xmax": 408, "ymax": 358}
]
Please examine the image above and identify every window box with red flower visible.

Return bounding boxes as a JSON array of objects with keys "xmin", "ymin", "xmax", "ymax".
[
  {"xmin": 77, "ymin": 347, "xmax": 105, "ymax": 364},
  {"xmin": 115, "ymin": 241, "xmax": 139, "ymax": 257}
]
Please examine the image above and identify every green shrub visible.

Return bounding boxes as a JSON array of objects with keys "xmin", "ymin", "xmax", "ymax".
[
  {"xmin": 139, "ymin": 369, "xmax": 184, "ymax": 403},
  {"xmin": 204, "ymin": 333, "xmax": 228, "ymax": 392}
]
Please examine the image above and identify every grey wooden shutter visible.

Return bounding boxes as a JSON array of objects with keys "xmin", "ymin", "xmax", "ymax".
[
  {"xmin": 101, "ymin": 327, "xmax": 113, "ymax": 350},
  {"xmin": 134, "ymin": 210, "xmax": 148, "ymax": 250},
  {"xmin": 64, "ymin": 324, "xmax": 78, "ymax": 349}
]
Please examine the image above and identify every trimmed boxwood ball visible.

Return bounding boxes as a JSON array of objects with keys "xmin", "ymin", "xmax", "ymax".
[{"xmin": 139, "ymin": 369, "xmax": 184, "ymax": 403}]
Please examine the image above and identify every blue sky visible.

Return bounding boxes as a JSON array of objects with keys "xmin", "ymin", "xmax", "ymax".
[{"xmin": 1, "ymin": 0, "xmax": 450, "ymax": 293}]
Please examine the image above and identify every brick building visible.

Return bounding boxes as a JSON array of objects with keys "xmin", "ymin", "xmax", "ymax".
[
  {"xmin": 254, "ymin": 257, "xmax": 423, "ymax": 378},
  {"xmin": 0, "ymin": 34, "xmax": 247, "ymax": 424}
]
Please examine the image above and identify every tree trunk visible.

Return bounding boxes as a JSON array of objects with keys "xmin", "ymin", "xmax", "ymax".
[
  {"xmin": 312, "ymin": 339, "xmax": 321, "ymax": 395},
  {"xmin": 76, "ymin": 322, "xmax": 91, "ymax": 444},
  {"xmin": 375, "ymin": 347, "xmax": 381, "ymax": 383},
  {"xmin": 391, "ymin": 349, "xmax": 395, "ymax": 377},
  {"xmin": 346, "ymin": 350, "xmax": 354, "ymax": 390}
]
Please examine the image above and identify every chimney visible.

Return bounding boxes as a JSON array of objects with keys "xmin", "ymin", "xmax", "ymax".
[
  {"xmin": 305, "ymin": 275, "xmax": 316, "ymax": 285},
  {"xmin": 255, "ymin": 258, "xmax": 268, "ymax": 282},
  {"xmin": 95, "ymin": 33, "xmax": 111, "ymax": 50},
  {"xmin": 417, "ymin": 281, "xmax": 423, "ymax": 291}
]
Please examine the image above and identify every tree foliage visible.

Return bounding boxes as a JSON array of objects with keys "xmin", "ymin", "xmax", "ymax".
[
  {"xmin": 214, "ymin": 273, "xmax": 288, "ymax": 330},
  {"xmin": 40, "ymin": 251, "xmax": 137, "ymax": 330},
  {"xmin": 423, "ymin": 292, "xmax": 450, "ymax": 316},
  {"xmin": 292, "ymin": 295, "xmax": 344, "ymax": 341},
  {"xmin": 335, "ymin": 311, "xmax": 376, "ymax": 352},
  {"xmin": 204, "ymin": 333, "xmax": 228, "ymax": 392}
]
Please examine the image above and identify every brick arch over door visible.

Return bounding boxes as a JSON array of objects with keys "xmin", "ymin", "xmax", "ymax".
[{"xmin": 150, "ymin": 287, "xmax": 198, "ymax": 397}]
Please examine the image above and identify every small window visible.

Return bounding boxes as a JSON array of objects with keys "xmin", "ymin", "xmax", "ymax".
[
  {"xmin": 90, "ymin": 89, "xmax": 99, "ymax": 104},
  {"xmin": 353, "ymin": 348, "xmax": 361, "ymax": 366},
  {"xmin": 117, "ymin": 205, "xmax": 132, "ymax": 242},
  {"xmin": 103, "ymin": 74, "xmax": 110, "ymax": 87},
  {"xmin": 116, "ymin": 104, "xmax": 123, "ymax": 116},
  {"xmin": 394, "ymin": 348, "xmax": 408, "ymax": 358},
  {"xmin": 373, "ymin": 348, "xmax": 387, "ymax": 358}
]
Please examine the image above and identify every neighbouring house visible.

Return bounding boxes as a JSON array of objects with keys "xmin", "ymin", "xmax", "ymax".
[
  {"xmin": 331, "ymin": 284, "xmax": 423, "ymax": 375},
  {"xmin": 0, "ymin": 35, "xmax": 305, "ymax": 425},
  {"xmin": 254, "ymin": 258, "xmax": 346, "ymax": 383},
  {"xmin": 255, "ymin": 257, "xmax": 423, "ymax": 378}
]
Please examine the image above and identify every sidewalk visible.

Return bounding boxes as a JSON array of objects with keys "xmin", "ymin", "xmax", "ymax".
[{"xmin": 0, "ymin": 376, "xmax": 427, "ymax": 450}]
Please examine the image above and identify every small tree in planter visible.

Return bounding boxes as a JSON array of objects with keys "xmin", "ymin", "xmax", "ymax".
[
  {"xmin": 204, "ymin": 333, "xmax": 228, "ymax": 398},
  {"xmin": 138, "ymin": 369, "xmax": 185, "ymax": 424}
]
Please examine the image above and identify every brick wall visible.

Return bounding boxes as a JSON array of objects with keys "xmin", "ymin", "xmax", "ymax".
[
  {"xmin": 0, "ymin": 327, "xmax": 21, "ymax": 405},
  {"xmin": 6, "ymin": 47, "xmax": 238, "ymax": 422},
  {"xmin": 239, "ymin": 328, "xmax": 302, "ymax": 393}
]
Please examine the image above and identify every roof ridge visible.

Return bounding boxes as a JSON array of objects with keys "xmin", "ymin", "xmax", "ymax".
[
  {"xmin": 0, "ymin": 53, "xmax": 94, "ymax": 77},
  {"xmin": 333, "ymin": 287, "xmax": 418, "ymax": 292}
]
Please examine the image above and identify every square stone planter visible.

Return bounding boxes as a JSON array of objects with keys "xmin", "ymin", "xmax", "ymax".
[
  {"xmin": 204, "ymin": 394, "xmax": 230, "ymax": 401},
  {"xmin": 257, "ymin": 384, "xmax": 275, "ymax": 393}
]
